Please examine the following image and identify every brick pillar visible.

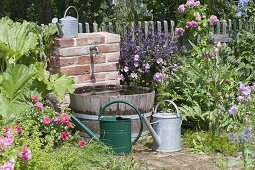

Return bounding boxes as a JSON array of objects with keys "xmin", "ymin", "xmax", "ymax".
[{"xmin": 50, "ymin": 32, "xmax": 120, "ymax": 87}]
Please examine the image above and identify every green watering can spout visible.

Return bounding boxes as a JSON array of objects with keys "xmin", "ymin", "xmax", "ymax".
[{"xmin": 71, "ymin": 115, "xmax": 100, "ymax": 141}]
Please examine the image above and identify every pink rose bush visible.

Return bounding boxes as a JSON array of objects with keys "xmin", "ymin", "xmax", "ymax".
[
  {"xmin": 176, "ymin": 0, "xmax": 219, "ymax": 42},
  {"xmin": 0, "ymin": 126, "xmax": 32, "ymax": 169},
  {"xmin": 210, "ymin": 15, "xmax": 219, "ymax": 25}
]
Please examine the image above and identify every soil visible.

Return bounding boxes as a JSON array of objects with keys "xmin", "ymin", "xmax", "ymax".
[{"xmin": 131, "ymin": 137, "xmax": 221, "ymax": 170}]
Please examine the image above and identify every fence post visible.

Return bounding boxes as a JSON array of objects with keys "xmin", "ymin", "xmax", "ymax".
[
  {"xmin": 79, "ymin": 23, "xmax": 83, "ymax": 33},
  {"xmin": 93, "ymin": 22, "xmax": 98, "ymax": 32},
  {"xmin": 85, "ymin": 22, "xmax": 90, "ymax": 33}
]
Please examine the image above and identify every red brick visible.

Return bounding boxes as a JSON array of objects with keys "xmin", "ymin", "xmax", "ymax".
[
  {"xmin": 54, "ymin": 38, "xmax": 74, "ymax": 48},
  {"xmin": 98, "ymin": 44, "xmax": 120, "ymax": 53},
  {"xmin": 76, "ymin": 34, "xmax": 105, "ymax": 46},
  {"xmin": 78, "ymin": 56, "xmax": 106, "ymax": 64},
  {"xmin": 94, "ymin": 63, "xmax": 119, "ymax": 73},
  {"xmin": 105, "ymin": 34, "xmax": 120, "ymax": 43},
  {"xmin": 106, "ymin": 72, "xmax": 119, "ymax": 80},
  {"xmin": 77, "ymin": 73, "xmax": 106, "ymax": 83},
  {"xmin": 55, "ymin": 47, "xmax": 89, "ymax": 57},
  {"xmin": 105, "ymin": 52, "xmax": 120, "ymax": 62},
  {"xmin": 59, "ymin": 57, "xmax": 76, "ymax": 67},
  {"xmin": 60, "ymin": 66, "xmax": 90, "ymax": 76}
]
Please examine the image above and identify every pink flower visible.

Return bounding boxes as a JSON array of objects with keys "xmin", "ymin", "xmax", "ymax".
[
  {"xmin": 194, "ymin": 1, "xmax": 200, "ymax": 7},
  {"xmin": 34, "ymin": 102, "xmax": 43, "ymax": 110},
  {"xmin": 31, "ymin": 95, "xmax": 38, "ymax": 101},
  {"xmin": 53, "ymin": 117, "xmax": 61, "ymax": 125},
  {"xmin": 65, "ymin": 121, "xmax": 72, "ymax": 128},
  {"xmin": 18, "ymin": 146, "xmax": 32, "ymax": 163},
  {"xmin": 210, "ymin": 15, "xmax": 219, "ymax": 25},
  {"xmin": 79, "ymin": 139, "xmax": 87, "ymax": 147},
  {"xmin": 178, "ymin": 4, "xmax": 185, "ymax": 13},
  {"xmin": 61, "ymin": 132, "xmax": 69, "ymax": 140},
  {"xmin": 15, "ymin": 125, "xmax": 22, "ymax": 135},
  {"xmin": 0, "ymin": 129, "xmax": 14, "ymax": 147},
  {"xmin": 195, "ymin": 12, "xmax": 201, "ymax": 21},
  {"xmin": 43, "ymin": 116, "xmax": 51, "ymax": 125},
  {"xmin": 186, "ymin": 0, "xmax": 195, "ymax": 7},
  {"xmin": 186, "ymin": 21, "xmax": 199, "ymax": 28},
  {"xmin": 61, "ymin": 113, "xmax": 69, "ymax": 123},
  {"xmin": 216, "ymin": 42, "xmax": 221, "ymax": 49},
  {"xmin": 175, "ymin": 28, "xmax": 185, "ymax": 36},
  {"xmin": 0, "ymin": 161, "xmax": 14, "ymax": 170}
]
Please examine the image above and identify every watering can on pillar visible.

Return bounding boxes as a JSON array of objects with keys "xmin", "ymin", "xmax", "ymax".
[
  {"xmin": 71, "ymin": 100, "xmax": 143, "ymax": 155},
  {"xmin": 52, "ymin": 6, "xmax": 79, "ymax": 38},
  {"xmin": 143, "ymin": 100, "xmax": 182, "ymax": 152}
]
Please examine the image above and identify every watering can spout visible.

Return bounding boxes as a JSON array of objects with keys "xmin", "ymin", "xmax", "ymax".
[
  {"xmin": 71, "ymin": 115, "xmax": 99, "ymax": 141},
  {"xmin": 142, "ymin": 117, "xmax": 160, "ymax": 147}
]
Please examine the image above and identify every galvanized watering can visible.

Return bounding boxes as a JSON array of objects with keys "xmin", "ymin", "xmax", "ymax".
[
  {"xmin": 143, "ymin": 100, "xmax": 182, "ymax": 152},
  {"xmin": 52, "ymin": 6, "xmax": 79, "ymax": 38},
  {"xmin": 71, "ymin": 100, "xmax": 143, "ymax": 155}
]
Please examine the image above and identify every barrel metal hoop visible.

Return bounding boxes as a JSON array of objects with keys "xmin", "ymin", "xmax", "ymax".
[{"xmin": 72, "ymin": 111, "xmax": 152, "ymax": 120}]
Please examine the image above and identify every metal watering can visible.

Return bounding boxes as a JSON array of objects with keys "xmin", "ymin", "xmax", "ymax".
[
  {"xmin": 143, "ymin": 100, "xmax": 182, "ymax": 152},
  {"xmin": 71, "ymin": 100, "xmax": 143, "ymax": 155},
  {"xmin": 52, "ymin": 6, "xmax": 79, "ymax": 38}
]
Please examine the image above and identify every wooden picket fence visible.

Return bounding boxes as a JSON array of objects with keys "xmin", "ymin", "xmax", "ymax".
[{"xmin": 76, "ymin": 17, "xmax": 255, "ymax": 42}]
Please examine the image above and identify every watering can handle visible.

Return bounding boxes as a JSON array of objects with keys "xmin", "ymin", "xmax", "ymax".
[
  {"xmin": 154, "ymin": 100, "xmax": 180, "ymax": 117},
  {"xmin": 98, "ymin": 100, "xmax": 143, "ymax": 145},
  {"xmin": 64, "ymin": 6, "xmax": 79, "ymax": 22}
]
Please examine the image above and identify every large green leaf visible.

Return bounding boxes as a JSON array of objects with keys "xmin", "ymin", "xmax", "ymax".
[
  {"xmin": 0, "ymin": 64, "xmax": 36, "ymax": 119},
  {"xmin": 0, "ymin": 18, "xmax": 38, "ymax": 63},
  {"xmin": 47, "ymin": 74, "xmax": 75, "ymax": 102}
]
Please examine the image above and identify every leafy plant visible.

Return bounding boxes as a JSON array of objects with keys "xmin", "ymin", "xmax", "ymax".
[
  {"xmin": 119, "ymin": 24, "xmax": 177, "ymax": 87},
  {"xmin": 183, "ymin": 131, "xmax": 238, "ymax": 156},
  {"xmin": 0, "ymin": 64, "xmax": 74, "ymax": 121}
]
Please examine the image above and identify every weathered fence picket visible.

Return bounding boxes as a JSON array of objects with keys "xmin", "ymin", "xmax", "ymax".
[{"xmin": 77, "ymin": 18, "xmax": 255, "ymax": 42}]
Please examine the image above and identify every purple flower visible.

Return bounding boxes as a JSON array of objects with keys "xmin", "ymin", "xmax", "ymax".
[
  {"xmin": 173, "ymin": 63, "xmax": 178, "ymax": 72},
  {"xmin": 0, "ymin": 161, "xmax": 14, "ymax": 170},
  {"xmin": 153, "ymin": 72, "xmax": 163, "ymax": 83},
  {"xmin": 130, "ymin": 72, "xmax": 137, "ymax": 79},
  {"xmin": 178, "ymin": 4, "xmax": 185, "ymax": 13},
  {"xmin": 134, "ymin": 62, "xmax": 139, "ymax": 67},
  {"xmin": 186, "ymin": 21, "xmax": 199, "ymax": 28},
  {"xmin": 228, "ymin": 106, "xmax": 238, "ymax": 115},
  {"xmin": 229, "ymin": 133, "xmax": 239, "ymax": 143},
  {"xmin": 133, "ymin": 55, "xmax": 140, "ymax": 61},
  {"xmin": 34, "ymin": 102, "xmax": 43, "ymax": 110},
  {"xmin": 239, "ymin": 83, "xmax": 251, "ymax": 96},
  {"xmin": 210, "ymin": 15, "xmax": 219, "ymax": 25},
  {"xmin": 53, "ymin": 117, "xmax": 61, "ymax": 125},
  {"xmin": 186, "ymin": 0, "xmax": 195, "ymax": 7},
  {"xmin": 156, "ymin": 58, "xmax": 164, "ymax": 65},
  {"xmin": 175, "ymin": 28, "xmax": 185, "ymax": 36},
  {"xmin": 118, "ymin": 74, "xmax": 125, "ymax": 81},
  {"xmin": 123, "ymin": 66, "xmax": 129, "ymax": 72},
  {"xmin": 144, "ymin": 64, "xmax": 150, "ymax": 73},
  {"xmin": 194, "ymin": 1, "xmax": 200, "ymax": 7}
]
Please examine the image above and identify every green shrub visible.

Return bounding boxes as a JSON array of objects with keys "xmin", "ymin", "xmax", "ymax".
[{"xmin": 183, "ymin": 131, "xmax": 238, "ymax": 156}]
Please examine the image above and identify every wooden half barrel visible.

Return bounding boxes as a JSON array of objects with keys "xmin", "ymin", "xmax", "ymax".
[{"xmin": 69, "ymin": 85, "xmax": 155, "ymax": 141}]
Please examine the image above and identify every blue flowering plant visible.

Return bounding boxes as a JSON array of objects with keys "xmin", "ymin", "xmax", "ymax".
[
  {"xmin": 229, "ymin": 128, "xmax": 255, "ymax": 169},
  {"xmin": 119, "ymin": 24, "xmax": 178, "ymax": 87},
  {"xmin": 227, "ymin": 83, "xmax": 255, "ymax": 169},
  {"xmin": 237, "ymin": 0, "xmax": 249, "ymax": 17}
]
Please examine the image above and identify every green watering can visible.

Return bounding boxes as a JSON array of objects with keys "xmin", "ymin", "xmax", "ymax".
[{"xmin": 71, "ymin": 100, "xmax": 143, "ymax": 155}]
